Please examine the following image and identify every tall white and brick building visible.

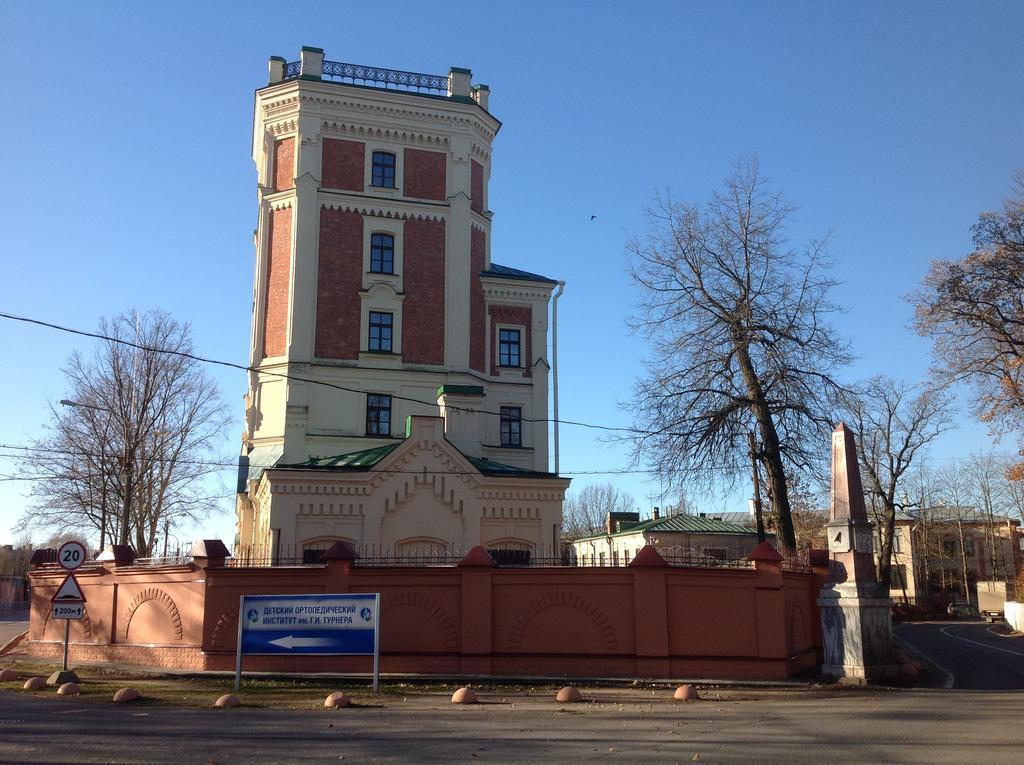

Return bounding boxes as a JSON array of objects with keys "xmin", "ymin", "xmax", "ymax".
[{"xmin": 235, "ymin": 48, "xmax": 568, "ymax": 562}]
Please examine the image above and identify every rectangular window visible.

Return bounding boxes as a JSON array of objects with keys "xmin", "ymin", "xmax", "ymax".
[
  {"xmin": 372, "ymin": 151, "xmax": 396, "ymax": 188},
  {"xmin": 368, "ymin": 311, "xmax": 393, "ymax": 352},
  {"xmin": 500, "ymin": 406, "xmax": 522, "ymax": 447},
  {"xmin": 370, "ymin": 233, "xmax": 394, "ymax": 273},
  {"xmin": 366, "ymin": 393, "xmax": 392, "ymax": 436},
  {"xmin": 964, "ymin": 536, "xmax": 975, "ymax": 556},
  {"xmin": 498, "ymin": 328, "xmax": 521, "ymax": 367},
  {"xmin": 890, "ymin": 564, "xmax": 908, "ymax": 589}
]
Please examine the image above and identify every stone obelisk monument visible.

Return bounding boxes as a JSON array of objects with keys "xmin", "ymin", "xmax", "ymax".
[{"xmin": 817, "ymin": 423, "xmax": 897, "ymax": 682}]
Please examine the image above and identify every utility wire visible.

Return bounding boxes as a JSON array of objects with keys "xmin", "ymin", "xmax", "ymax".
[
  {"xmin": 0, "ymin": 310, "xmax": 644, "ymax": 435},
  {"xmin": 0, "ymin": 442, "xmax": 663, "ymax": 477}
]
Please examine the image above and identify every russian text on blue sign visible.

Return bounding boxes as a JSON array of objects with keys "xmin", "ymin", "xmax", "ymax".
[{"xmin": 239, "ymin": 593, "xmax": 377, "ymax": 655}]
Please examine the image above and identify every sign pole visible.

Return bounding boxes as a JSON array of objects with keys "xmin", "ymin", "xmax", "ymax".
[
  {"xmin": 372, "ymin": 593, "xmax": 380, "ymax": 694},
  {"xmin": 234, "ymin": 595, "xmax": 245, "ymax": 692},
  {"xmin": 62, "ymin": 619, "xmax": 70, "ymax": 672}
]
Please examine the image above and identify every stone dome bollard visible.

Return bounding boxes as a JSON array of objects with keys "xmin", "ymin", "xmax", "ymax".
[
  {"xmin": 555, "ymin": 686, "xmax": 583, "ymax": 703},
  {"xmin": 324, "ymin": 692, "xmax": 351, "ymax": 709},
  {"xmin": 57, "ymin": 682, "xmax": 81, "ymax": 696},
  {"xmin": 113, "ymin": 688, "xmax": 140, "ymax": 703},
  {"xmin": 0, "ymin": 669, "xmax": 16, "ymax": 682},
  {"xmin": 673, "ymin": 684, "xmax": 700, "ymax": 701},
  {"xmin": 213, "ymin": 694, "xmax": 241, "ymax": 708},
  {"xmin": 451, "ymin": 687, "xmax": 478, "ymax": 704},
  {"xmin": 23, "ymin": 677, "xmax": 46, "ymax": 691}
]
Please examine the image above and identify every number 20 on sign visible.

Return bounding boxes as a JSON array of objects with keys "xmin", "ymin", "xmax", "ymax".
[{"xmin": 57, "ymin": 541, "xmax": 87, "ymax": 571}]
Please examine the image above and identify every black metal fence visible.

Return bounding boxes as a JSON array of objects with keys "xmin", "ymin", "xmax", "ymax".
[
  {"xmin": 282, "ymin": 59, "xmax": 449, "ymax": 94},
  {"xmin": 226, "ymin": 543, "xmax": 779, "ymax": 571}
]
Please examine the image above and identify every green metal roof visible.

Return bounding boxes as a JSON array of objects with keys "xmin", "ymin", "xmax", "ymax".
[
  {"xmin": 575, "ymin": 514, "xmax": 760, "ymax": 541},
  {"xmin": 436, "ymin": 384, "xmax": 485, "ymax": 397},
  {"xmin": 465, "ymin": 456, "xmax": 557, "ymax": 478},
  {"xmin": 482, "ymin": 263, "xmax": 558, "ymax": 285},
  {"xmin": 276, "ymin": 442, "xmax": 559, "ymax": 479},
  {"xmin": 281, "ymin": 442, "xmax": 400, "ymax": 470}
]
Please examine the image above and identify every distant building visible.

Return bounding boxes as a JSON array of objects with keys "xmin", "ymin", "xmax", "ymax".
[
  {"xmin": 235, "ymin": 48, "xmax": 568, "ymax": 562},
  {"xmin": 570, "ymin": 510, "xmax": 769, "ymax": 566},
  {"xmin": 884, "ymin": 506, "xmax": 1021, "ymax": 608}
]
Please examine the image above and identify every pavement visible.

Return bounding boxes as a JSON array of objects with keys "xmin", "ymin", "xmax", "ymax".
[
  {"xmin": 0, "ymin": 611, "xmax": 27, "ymax": 654},
  {"xmin": 1, "ymin": 684, "xmax": 1022, "ymax": 764},
  {"xmin": 2, "ymin": 613, "xmax": 1021, "ymax": 762},
  {"xmin": 895, "ymin": 619, "xmax": 1024, "ymax": 690}
]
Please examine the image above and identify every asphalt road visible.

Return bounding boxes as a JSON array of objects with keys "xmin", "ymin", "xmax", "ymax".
[
  {"xmin": 1, "ymin": 686, "xmax": 1023, "ymax": 764},
  {"xmin": 0, "ymin": 612, "xmax": 27, "ymax": 650},
  {"xmin": 895, "ymin": 620, "xmax": 1024, "ymax": 690}
]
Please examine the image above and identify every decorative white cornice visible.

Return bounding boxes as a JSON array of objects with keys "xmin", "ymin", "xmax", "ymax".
[
  {"xmin": 481, "ymin": 281, "xmax": 555, "ymax": 303},
  {"xmin": 266, "ymin": 119, "xmax": 298, "ymax": 137},
  {"xmin": 319, "ymin": 194, "xmax": 447, "ymax": 222},
  {"xmin": 266, "ymin": 196, "xmax": 295, "ymax": 212},
  {"xmin": 322, "ymin": 121, "xmax": 448, "ymax": 151}
]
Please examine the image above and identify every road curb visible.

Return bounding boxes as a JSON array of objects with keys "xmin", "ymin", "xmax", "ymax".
[{"xmin": 893, "ymin": 634, "xmax": 954, "ymax": 689}]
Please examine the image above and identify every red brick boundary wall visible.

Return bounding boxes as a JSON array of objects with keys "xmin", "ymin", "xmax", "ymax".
[{"xmin": 27, "ymin": 545, "xmax": 826, "ymax": 680}]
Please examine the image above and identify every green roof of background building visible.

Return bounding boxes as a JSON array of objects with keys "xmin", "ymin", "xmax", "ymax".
[{"xmin": 574, "ymin": 513, "xmax": 761, "ymax": 541}]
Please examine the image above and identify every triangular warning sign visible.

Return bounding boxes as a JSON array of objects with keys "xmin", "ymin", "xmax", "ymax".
[{"xmin": 51, "ymin": 573, "xmax": 86, "ymax": 603}]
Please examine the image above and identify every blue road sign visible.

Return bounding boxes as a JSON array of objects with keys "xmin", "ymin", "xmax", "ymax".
[
  {"xmin": 234, "ymin": 593, "xmax": 381, "ymax": 692},
  {"xmin": 239, "ymin": 594, "xmax": 378, "ymax": 655}
]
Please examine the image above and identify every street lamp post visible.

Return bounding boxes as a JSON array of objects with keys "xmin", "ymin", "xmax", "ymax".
[{"xmin": 59, "ymin": 399, "xmax": 116, "ymax": 553}]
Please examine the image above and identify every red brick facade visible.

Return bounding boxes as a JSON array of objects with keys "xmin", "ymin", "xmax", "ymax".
[
  {"xmin": 471, "ymin": 160, "xmax": 484, "ymax": 213},
  {"xmin": 262, "ymin": 208, "xmax": 292, "ymax": 358},
  {"xmin": 315, "ymin": 208, "xmax": 363, "ymax": 359},
  {"xmin": 322, "ymin": 138, "xmax": 365, "ymax": 191},
  {"xmin": 469, "ymin": 227, "xmax": 487, "ymax": 372},
  {"xmin": 404, "ymin": 149, "xmax": 446, "ymax": 201},
  {"xmin": 272, "ymin": 137, "xmax": 295, "ymax": 191},
  {"xmin": 489, "ymin": 305, "xmax": 532, "ymax": 377},
  {"xmin": 403, "ymin": 218, "xmax": 446, "ymax": 364}
]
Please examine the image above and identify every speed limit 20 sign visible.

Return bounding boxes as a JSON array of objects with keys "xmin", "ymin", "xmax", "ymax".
[{"xmin": 57, "ymin": 541, "xmax": 87, "ymax": 571}]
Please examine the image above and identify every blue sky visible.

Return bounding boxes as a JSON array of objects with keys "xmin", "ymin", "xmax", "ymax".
[{"xmin": 1, "ymin": 1, "xmax": 1022, "ymax": 545}]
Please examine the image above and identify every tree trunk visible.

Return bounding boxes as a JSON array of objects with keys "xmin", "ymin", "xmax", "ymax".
[
  {"xmin": 875, "ymin": 500, "xmax": 897, "ymax": 593},
  {"xmin": 734, "ymin": 342, "xmax": 795, "ymax": 550}
]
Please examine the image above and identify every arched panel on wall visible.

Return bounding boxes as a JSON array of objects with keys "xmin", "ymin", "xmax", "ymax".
[
  {"xmin": 120, "ymin": 588, "xmax": 183, "ymax": 642},
  {"xmin": 789, "ymin": 601, "xmax": 809, "ymax": 654},
  {"xmin": 380, "ymin": 591, "xmax": 459, "ymax": 652},
  {"xmin": 484, "ymin": 537, "xmax": 534, "ymax": 551},
  {"xmin": 301, "ymin": 536, "xmax": 357, "ymax": 563},
  {"xmin": 506, "ymin": 592, "xmax": 617, "ymax": 652},
  {"xmin": 394, "ymin": 537, "xmax": 450, "ymax": 556},
  {"xmin": 209, "ymin": 606, "xmax": 239, "ymax": 651}
]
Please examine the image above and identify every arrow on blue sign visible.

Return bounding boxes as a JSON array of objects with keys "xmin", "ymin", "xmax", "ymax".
[
  {"xmin": 269, "ymin": 635, "xmax": 335, "ymax": 649},
  {"xmin": 241, "ymin": 628, "xmax": 376, "ymax": 655}
]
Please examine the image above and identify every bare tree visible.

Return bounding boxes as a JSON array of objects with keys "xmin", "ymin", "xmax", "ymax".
[
  {"xmin": 626, "ymin": 158, "xmax": 851, "ymax": 550},
  {"xmin": 17, "ymin": 310, "xmax": 230, "ymax": 556},
  {"xmin": 965, "ymin": 451, "xmax": 1015, "ymax": 583},
  {"xmin": 935, "ymin": 464, "xmax": 976, "ymax": 603},
  {"xmin": 562, "ymin": 483, "xmax": 637, "ymax": 539},
  {"xmin": 839, "ymin": 376, "xmax": 954, "ymax": 591},
  {"xmin": 912, "ymin": 172, "xmax": 1024, "ymax": 480}
]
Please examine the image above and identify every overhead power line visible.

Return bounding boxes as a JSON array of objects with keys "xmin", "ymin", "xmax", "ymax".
[
  {"xmin": 0, "ymin": 442, "xmax": 669, "ymax": 478},
  {"xmin": 0, "ymin": 310, "xmax": 644, "ymax": 435}
]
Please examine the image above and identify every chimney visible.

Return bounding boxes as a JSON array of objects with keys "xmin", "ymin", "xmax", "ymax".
[
  {"xmin": 606, "ymin": 512, "xmax": 616, "ymax": 536},
  {"xmin": 435, "ymin": 385, "xmax": 486, "ymax": 457},
  {"xmin": 652, "ymin": 507, "xmax": 660, "ymax": 520}
]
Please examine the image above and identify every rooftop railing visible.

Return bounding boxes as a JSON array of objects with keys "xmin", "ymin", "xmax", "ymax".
[{"xmin": 283, "ymin": 58, "xmax": 450, "ymax": 95}]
